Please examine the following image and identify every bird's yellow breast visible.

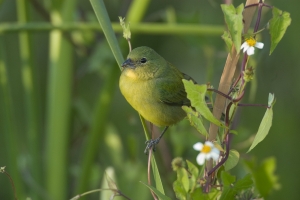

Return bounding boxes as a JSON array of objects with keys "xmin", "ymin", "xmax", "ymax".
[{"xmin": 119, "ymin": 70, "xmax": 186, "ymax": 127}]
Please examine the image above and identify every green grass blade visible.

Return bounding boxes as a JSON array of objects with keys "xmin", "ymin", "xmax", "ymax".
[
  {"xmin": 0, "ymin": 34, "xmax": 26, "ymax": 199},
  {"xmin": 16, "ymin": 0, "xmax": 42, "ymax": 191},
  {"xmin": 45, "ymin": 0, "xmax": 76, "ymax": 199},
  {"xmin": 140, "ymin": 117, "xmax": 165, "ymax": 195},
  {"xmin": 89, "ymin": 0, "xmax": 124, "ymax": 68}
]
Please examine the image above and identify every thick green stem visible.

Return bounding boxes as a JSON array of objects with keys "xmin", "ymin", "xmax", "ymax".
[
  {"xmin": 0, "ymin": 22, "xmax": 224, "ymax": 36},
  {"xmin": 45, "ymin": 0, "xmax": 76, "ymax": 199},
  {"xmin": 16, "ymin": 0, "xmax": 42, "ymax": 193},
  {"xmin": 0, "ymin": 35, "xmax": 26, "ymax": 199}
]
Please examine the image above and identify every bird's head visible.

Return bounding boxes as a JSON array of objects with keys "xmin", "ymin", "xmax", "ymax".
[{"xmin": 121, "ymin": 46, "xmax": 167, "ymax": 80}]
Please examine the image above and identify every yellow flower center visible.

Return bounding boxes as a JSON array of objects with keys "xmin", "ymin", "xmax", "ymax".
[
  {"xmin": 246, "ymin": 37, "xmax": 257, "ymax": 47},
  {"xmin": 202, "ymin": 145, "xmax": 212, "ymax": 153}
]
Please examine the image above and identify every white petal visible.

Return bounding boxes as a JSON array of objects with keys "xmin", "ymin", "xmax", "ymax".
[
  {"xmin": 211, "ymin": 148, "xmax": 220, "ymax": 161},
  {"xmin": 204, "ymin": 141, "xmax": 214, "ymax": 147},
  {"xmin": 255, "ymin": 42, "xmax": 264, "ymax": 49},
  {"xmin": 205, "ymin": 152, "xmax": 212, "ymax": 159},
  {"xmin": 196, "ymin": 153, "xmax": 206, "ymax": 165},
  {"xmin": 193, "ymin": 142, "xmax": 203, "ymax": 151},
  {"xmin": 240, "ymin": 42, "xmax": 248, "ymax": 50},
  {"xmin": 247, "ymin": 47, "xmax": 255, "ymax": 55}
]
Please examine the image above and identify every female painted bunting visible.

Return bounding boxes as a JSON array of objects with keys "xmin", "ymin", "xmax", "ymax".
[{"xmin": 119, "ymin": 46, "xmax": 196, "ymax": 152}]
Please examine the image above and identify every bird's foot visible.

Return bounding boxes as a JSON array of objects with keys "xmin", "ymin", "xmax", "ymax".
[{"xmin": 144, "ymin": 138, "xmax": 161, "ymax": 154}]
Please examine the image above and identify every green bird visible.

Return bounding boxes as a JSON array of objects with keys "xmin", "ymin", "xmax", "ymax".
[{"xmin": 119, "ymin": 46, "xmax": 196, "ymax": 152}]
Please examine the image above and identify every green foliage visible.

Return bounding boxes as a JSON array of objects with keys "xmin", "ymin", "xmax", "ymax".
[
  {"xmin": 221, "ymin": 31, "xmax": 233, "ymax": 54},
  {"xmin": 140, "ymin": 182, "xmax": 171, "ymax": 200},
  {"xmin": 0, "ymin": 0, "xmax": 293, "ymax": 199},
  {"xmin": 269, "ymin": 7, "xmax": 291, "ymax": 55},
  {"xmin": 221, "ymin": 4, "xmax": 244, "ymax": 51},
  {"xmin": 172, "ymin": 159, "xmax": 206, "ymax": 200},
  {"xmin": 247, "ymin": 94, "xmax": 275, "ymax": 152},
  {"xmin": 182, "ymin": 80, "xmax": 225, "ymax": 128},
  {"xmin": 182, "ymin": 106, "xmax": 208, "ymax": 137},
  {"xmin": 244, "ymin": 157, "xmax": 280, "ymax": 198},
  {"xmin": 220, "ymin": 172, "xmax": 253, "ymax": 200},
  {"xmin": 224, "ymin": 149, "xmax": 240, "ymax": 171}
]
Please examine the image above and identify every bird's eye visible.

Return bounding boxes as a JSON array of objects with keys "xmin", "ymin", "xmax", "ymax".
[{"xmin": 140, "ymin": 57, "xmax": 147, "ymax": 63}]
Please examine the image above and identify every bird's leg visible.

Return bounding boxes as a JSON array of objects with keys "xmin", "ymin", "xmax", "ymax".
[{"xmin": 144, "ymin": 126, "xmax": 169, "ymax": 154}]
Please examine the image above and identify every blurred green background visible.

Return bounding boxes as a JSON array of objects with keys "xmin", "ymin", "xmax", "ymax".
[{"xmin": 0, "ymin": 0, "xmax": 299, "ymax": 199}]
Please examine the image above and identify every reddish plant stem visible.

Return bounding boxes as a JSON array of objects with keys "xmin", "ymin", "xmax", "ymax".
[{"xmin": 206, "ymin": 0, "xmax": 272, "ymax": 183}]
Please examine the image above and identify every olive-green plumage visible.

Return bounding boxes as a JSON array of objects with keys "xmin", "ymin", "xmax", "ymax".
[{"xmin": 119, "ymin": 46, "xmax": 195, "ymax": 127}]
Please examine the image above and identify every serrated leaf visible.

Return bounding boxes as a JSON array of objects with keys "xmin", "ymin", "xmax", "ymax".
[
  {"xmin": 269, "ymin": 7, "xmax": 291, "ymax": 55},
  {"xmin": 247, "ymin": 102, "xmax": 274, "ymax": 152},
  {"xmin": 221, "ymin": 171, "xmax": 236, "ymax": 186},
  {"xmin": 182, "ymin": 106, "xmax": 208, "ymax": 137},
  {"xmin": 221, "ymin": 4, "xmax": 244, "ymax": 52},
  {"xmin": 140, "ymin": 181, "xmax": 171, "ymax": 200},
  {"xmin": 183, "ymin": 80, "xmax": 226, "ymax": 128},
  {"xmin": 221, "ymin": 31, "xmax": 233, "ymax": 53},
  {"xmin": 224, "ymin": 149, "xmax": 240, "ymax": 171}
]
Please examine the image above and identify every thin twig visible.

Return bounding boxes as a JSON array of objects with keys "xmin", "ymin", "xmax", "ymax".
[{"xmin": 1, "ymin": 167, "xmax": 18, "ymax": 200}]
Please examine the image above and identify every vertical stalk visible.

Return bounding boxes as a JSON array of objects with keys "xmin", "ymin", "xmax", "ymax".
[
  {"xmin": 0, "ymin": 35, "xmax": 26, "ymax": 199},
  {"xmin": 16, "ymin": 0, "xmax": 42, "ymax": 192},
  {"xmin": 76, "ymin": 0, "xmax": 150, "ymax": 194},
  {"xmin": 45, "ymin": 0, "xmax": 76, "ymax": 199}
]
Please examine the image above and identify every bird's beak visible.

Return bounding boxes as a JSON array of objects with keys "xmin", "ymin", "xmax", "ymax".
[{"xmin": 121, "ymin": 58, "xmax": 135, "ymax": 69}]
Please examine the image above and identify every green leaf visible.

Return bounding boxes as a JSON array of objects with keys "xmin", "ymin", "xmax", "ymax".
[
  {"xmin": 140, "ymin": 181, "xmax": 172, "ymax": 200},
  {"xmin": 229, "ymin": 130, "xmax": 238, "ymax": 135},
  {"xmin": 190, "ymin": 188, "xmax": 221, "ymax": 200},
  {"xmin": 186, "ymin": 160, "xmax": 199, "ymax": 179},
  {"xmin": 244, "ymin": 157, "xmax": 280, "ymax": 198},
  {"xmin": 182, "ymin": 106, "xmax": 208, "ymax": 137},
  {"xmin": 151, "ymin": 154, "xmax": 165, "ymax": 194},
  {"xmin": 219, "ymin": 187, "xmax": 236, "ymax": 200},
  {"xmin": 221, "ymin": 4, "xmax": 244, "ymax": 52},
  {"xmin": 182, "ymin": 80, "xmax": 226, "ymax": 128},
  {"xmin": 269, "ymin": 7, "xmax": 291, "ymax": 55},
  {"xmin": 221, "ymin": 171, "xmax": 236, "ymax": 186},
  {"xmin": 247, "ymin": 96, "xmax": 275, "ymax": 152},
  {"xmin": 220, "ymin": 174, "xmax": 253, "ymax": 200},
  {"xmin": 173, "ymin": 180, "xmax": 187, "ymax": 200},
  {"xmin": 221, "ymin": 31, "xmax": 233, "ymax": 53},
  {"xmin": 186, "ymin": 160, "xmax": 199, "ymax": 191},
  {"xmin": 178, "ymin": 168, "xmax": 190, "ymax": 193},
  {"xmin": 224, "ymin": 149, "xmax": 240, "ymax": 171},
  {"xmin": 234, "ymin": 174, "xmax": 253, "ymax": 191}
]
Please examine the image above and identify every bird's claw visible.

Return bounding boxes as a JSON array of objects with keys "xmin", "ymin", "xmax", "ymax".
[{"xmin": 144, "ymin": 138, "xmax": 160, "ymax": 154}]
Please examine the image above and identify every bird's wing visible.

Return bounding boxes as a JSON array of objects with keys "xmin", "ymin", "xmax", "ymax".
[{"xmin": 156, "ymin": 72, "xmax": 193, "ymax": 107}]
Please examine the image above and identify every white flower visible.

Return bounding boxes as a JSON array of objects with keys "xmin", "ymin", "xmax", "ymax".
[
  {"xmin": 240, "ymin": 37, "xmax": 264, "ymax": 56},
  {"xmin": 193, "ymin": 141, "xmax": 220, "ymax": 165}
]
